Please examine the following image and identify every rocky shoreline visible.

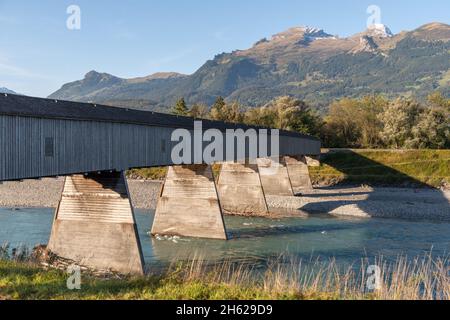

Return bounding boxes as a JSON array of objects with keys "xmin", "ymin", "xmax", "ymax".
[{"xmin": 0, "ymin": 178, "xmax": 449, "ymax": 222}]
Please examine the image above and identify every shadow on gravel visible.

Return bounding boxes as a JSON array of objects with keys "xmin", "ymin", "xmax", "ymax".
[{"xmin": 300, "ymin": 150, "xmax": 450, "ymax": 219}]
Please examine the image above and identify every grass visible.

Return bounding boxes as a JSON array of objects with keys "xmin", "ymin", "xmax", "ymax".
[
  {"xmin": 309, "ymin": 149, "xmax": 450, "ymax": 188},
  {"xmin": 126, "ymin": 164, "xmax": 222, "ymax": 181},
  {"xmin": 1, "ymin": 253, "xmax": 449, "ymax": 300},
  {"xmin": 127, "ymin": 167, "xmax": 168, "ymax": 180}
]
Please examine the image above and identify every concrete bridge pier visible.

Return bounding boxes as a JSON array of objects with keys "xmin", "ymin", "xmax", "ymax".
[
  {"xmin": 257, "ymin": 157, "xmax": 294, "ymax": 196},
  {"xmin": 47, "ymin": 172, "xmax": 144, "ymax": 275},
  {"xmin": 151, "ymin": 165, "xmax": 228, "ymax": 240},
  {"xmin": 284, "ymin": 155, "xmax": 313, "ymax": 191},
  {"xmin": 216, "ymin": 162, "xmax": 269, "ymax": 216}
]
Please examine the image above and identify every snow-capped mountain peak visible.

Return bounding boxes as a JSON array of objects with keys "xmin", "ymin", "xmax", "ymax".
[
  {"xmin": 366, "ymin": 24, "xmax": 393, "ymax": 38},
  {"xmin": 0, "ymin": 87, "xmax": 16, "ymax": 94}
]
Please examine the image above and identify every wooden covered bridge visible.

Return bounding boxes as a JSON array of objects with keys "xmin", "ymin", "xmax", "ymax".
[{"xmin": 0, "ymin": 93, "xmax": 321, "ymax": 274}]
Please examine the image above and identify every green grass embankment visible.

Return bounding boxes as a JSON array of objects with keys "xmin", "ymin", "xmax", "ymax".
[
  {"xmin": 0, "ymin": 260, "xmax": 316, "ymax": 300},
  {"xmin": 310, "ymin": 149, "xmax": 450, "ymax": 188}
]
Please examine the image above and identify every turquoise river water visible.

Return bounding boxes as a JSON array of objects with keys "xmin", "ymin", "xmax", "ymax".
[{"xmin": 0, "ymin": 208, "xmax": 449, "ymax": 270}]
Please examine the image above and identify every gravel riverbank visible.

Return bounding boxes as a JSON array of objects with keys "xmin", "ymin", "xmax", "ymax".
[
  {"xmin": 0, "ymin": 178, "xmax": 162, "ymax": 210},
  {"xmin": 0, "ymin": 179, "xmax": 449, "ymax": 222},
  {"xmin": 269, "ymin": 187, "xmax": 450, "ymax": 222}
]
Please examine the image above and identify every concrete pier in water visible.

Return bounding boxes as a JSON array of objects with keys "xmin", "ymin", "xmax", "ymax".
[
  {"xmin": 47, "ymin": 172, "xmax": 144, "ymax": 275},
  {"xmin": 151, "ymin": 165, "xmax": 228, "ymax": 240}
]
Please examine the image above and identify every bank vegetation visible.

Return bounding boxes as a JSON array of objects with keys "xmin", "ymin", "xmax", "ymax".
[{"xmin": 1, "ymin": 248, "xmax": 448, "ymax": 300}]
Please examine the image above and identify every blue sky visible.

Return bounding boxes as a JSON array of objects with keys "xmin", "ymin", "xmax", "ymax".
[{"xmin": 0, "ymin": 0, "xmax": 449, "ymax": 97}]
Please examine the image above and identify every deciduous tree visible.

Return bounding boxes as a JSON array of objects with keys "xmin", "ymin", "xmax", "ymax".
[{"xmin": 378, "ymin": 99, "xmax": 422, "ymax": 149}]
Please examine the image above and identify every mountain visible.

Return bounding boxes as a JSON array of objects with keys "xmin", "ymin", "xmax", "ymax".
[
  {"xmin": 364, "ymin": 24, "xmax": 394, "ymax": 38},
  {"xmin": 50, "ymin": 71, "xmax": 187, "ymax": 111},
  {"xmin": 49, "ymin": 22, "xmax": 450, "ymax": 110},
  {"xmin": 0, "ymin": 87, "xmax": 16, "ymax": 94}
]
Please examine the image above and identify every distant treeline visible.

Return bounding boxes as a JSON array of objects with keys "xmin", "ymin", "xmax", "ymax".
[{"xmin": 171, "ymin": 92, "xmax": 450, "ymax": 149}]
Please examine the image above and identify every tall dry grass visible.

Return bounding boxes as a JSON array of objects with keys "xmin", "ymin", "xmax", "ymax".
[
  {"xmin": 1, "ymin": 242, "xmax": 448, "ymax": 300},
  {"xmin": 166, "ymin": 253, "xmax": 450, "ymax": 300}
]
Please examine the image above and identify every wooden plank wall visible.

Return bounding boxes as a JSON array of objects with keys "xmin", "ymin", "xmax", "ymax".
[{"xmin": 0, "ymin": 115, "xmax": 321, "ymax": 181}]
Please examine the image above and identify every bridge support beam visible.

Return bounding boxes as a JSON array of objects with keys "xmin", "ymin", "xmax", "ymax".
[
  {"xmin": 217, "ymin": 163, "xmax": 268, "ymax": 216},
  {"xmin": 284, "ymin": 155, "xmax": 313, "ymax": 191},
  {"xmin": 151, "ymin": 165, "xmax": 227, "ymax": 240},
  {"xmin": 47, "ymin": 172, "xmax": 144, "ymax": 275},
  {"xmin": 257, "ymin": 157, "xmax": 294, "ymax": 196}
]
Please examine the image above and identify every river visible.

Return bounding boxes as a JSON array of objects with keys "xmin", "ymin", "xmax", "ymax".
[{"xmin": 0, "ymin": 207, "xmax": 449, "ymax": 270}]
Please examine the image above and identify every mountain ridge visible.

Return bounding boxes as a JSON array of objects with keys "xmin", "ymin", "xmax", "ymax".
[
  {"xmin": 0, "ymin": 87, "xmax": 16, "ymax": 94},
  {"xmin": 49, "ymin": 22, "xmax": 450, "ymax": 111}
]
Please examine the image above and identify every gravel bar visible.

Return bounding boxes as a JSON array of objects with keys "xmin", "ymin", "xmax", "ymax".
[{"xmin": 0, "ymin": 180, "xmax": 449, "ymax": 222}]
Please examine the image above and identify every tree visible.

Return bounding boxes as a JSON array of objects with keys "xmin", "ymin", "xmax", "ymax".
[
  {"xmin": 245, "ymin": 96, "xmax": 322, "ymax": 136},
  {"xmin": 210, "ymin": 100, "xmax": 245, "ymax": 123},
  {"xmin": 322, "ymin": 98, "xmax": 360, "ymax": 148},
  {"xmin": 210, "ymin": 97, "xmax": 227, "ymax": 121},
  {"xmin": 171, "ymin": 98, "xmax": 189, "ymax": 116},
  {"xmin": 189, "ymin": 103, "xmax": 209, "ymax": 119},
  {"xmin": 428, "ymin": 91, "xmax": 450, "ymax": 110},
  {"xmin": 410, "ymin": 107, "xmax": 450, "ymax": 149},
  {"xmin": 378, "ymin": 98, "xmax": 422, "ymax": 149},
  {"xmin": 245, "ymin": 106, "xmax": 276, "ymax": 128},
  {"xmin": 418, "ymin": 92, "xmax": 450, "ymax": 148},
  {"xmin": 357, "ymin": 95, "xmax": 387, "ymax": 147},
  {"xmin": 321, "ymin": 95, "xmax": 387, "ymax": 148},
  {"xmin": 224, "ymin": 102, "xmax": 245, "ymax": 123}
]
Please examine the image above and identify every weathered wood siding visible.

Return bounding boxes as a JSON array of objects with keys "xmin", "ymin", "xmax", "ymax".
[{"xmin": 0, "ymin": 115, "xmax": 320, "ymax": 181}]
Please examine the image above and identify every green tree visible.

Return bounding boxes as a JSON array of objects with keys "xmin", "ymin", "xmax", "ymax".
[
  {"xmin": 410, "ymin": 107, "xmax": 450, "ymax": 149},
  {"xmin": 245, "ymin": 106, "xmax": 276, "ymax": 128},
  {"xmin": 322, "ymin": 99, "xmax": 360, "ymax": 148},
  {"xmin": 357, "ymin": 95, "xmax": 387, "ymax": 147},
  {"xmin": 424, "ymin": 92, "xmax": 450, "ymax": 148},
  {"xmin": 245, "ymin": 96, "xmax": 322, "ymax": 136},
  {"xmin": 378, "ymin": 98, "xmax": 422, "ymax": 149},
  {"xmin": 210, "ymin": 100, "xmax": 245, "ymax": 123},
  {"xmin": 321, "ymin": 95, "xmax": 387, "ymax": 148},
  {"xmin": 171, "ymin": 98, "xmax": 189, "ymax": 116},
  {"xmin": 210, "ymin": 96, "xmax": 227, "ymax": 121}
]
